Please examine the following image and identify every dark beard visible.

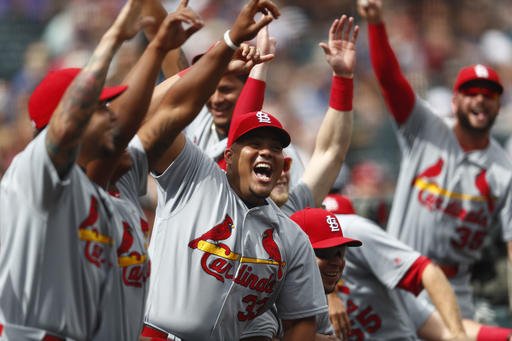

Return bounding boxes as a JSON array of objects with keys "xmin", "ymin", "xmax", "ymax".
[{"xmin": 455, "ymin": 109, "xmax": 496, "ymax": 134}]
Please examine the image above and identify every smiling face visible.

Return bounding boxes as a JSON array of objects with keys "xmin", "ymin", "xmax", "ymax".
[
  {"xmin": 225, "ymin": 128, "xmax": 285, "ymax": 207},
  {"xmin": 315, "ymin": 245, "xmax": 347, "ymax": 294},
  {"xmin": 270, "ymin": 157, "xmax": 292, "ymax": 207},
  {"xmin": 206, "ymin": 74, "xmax": 244, "ymax": 138},
  {"xmin": 452, "ymin": 84, "xmax": 501, "ymax": 134}
]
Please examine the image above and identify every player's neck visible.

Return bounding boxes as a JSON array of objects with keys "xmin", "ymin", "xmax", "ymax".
[
  {"xmin": 226, "ymin": 172, "xmax": 267, "ymax": 208},
  {"xmin": 453, "ymin": 124, "xmax": 490, "ymax": 152}
]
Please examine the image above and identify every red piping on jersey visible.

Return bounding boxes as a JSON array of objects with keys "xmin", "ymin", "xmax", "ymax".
[
  {"xmin": 368, "ymin": 23, "xmax": 415, "ymax": 125},
  {"xmin": 396, "ymin": 255, "xmax": 431, "ymax": 295}
]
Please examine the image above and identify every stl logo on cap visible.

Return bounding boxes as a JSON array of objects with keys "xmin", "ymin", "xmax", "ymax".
[
  {"xmin": 326, "ymin": 215, "xmax": 340, "ymax": 232},
  {"xmin": 474, "ymin": 64, "xmax": 489, "ymax": 78},
  {"xmin": 256, "ymin": 111, "xmax": 272, "ymax": 123}
]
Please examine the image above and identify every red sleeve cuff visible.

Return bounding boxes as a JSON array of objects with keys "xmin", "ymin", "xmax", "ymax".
[
  {"xmin": 329, "ymin": 76, "xmax": 353, "ymax": 111},
  {"xmin": 396, "ymin": 256, "xmax": 431, "ymax": 296}
]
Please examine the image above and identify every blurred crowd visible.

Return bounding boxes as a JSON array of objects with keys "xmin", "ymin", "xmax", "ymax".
[{"xmin": 1, "ymin": 0, "xmax": 512, "ymax": 321}]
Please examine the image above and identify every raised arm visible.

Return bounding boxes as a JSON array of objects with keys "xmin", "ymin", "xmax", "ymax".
[
  {"xmin": 46, "ymin": 0, "xmax": 147, "ymax": 177},
  {"xmin": 421, "ymin": 263, "xmax": 467, "ymax": 339},
  {"xmin": 137, "ymin": 0, "xmax": 280, "ymax": 173},
  {"xmin": 87, "ymin": 1, "xmax": 203, "ymax": 187},
  {"xmin": 301, "ymin": 15, "xmax": 357, "ymax": 207},
  {"xmin": 358, "ymin": 0, "xmax": 415, "ymax": 125},
  {"xmin": 142, "ymin": 0, "xmax": 190, "ymax": 77},
  {"xmin": 232, "ymin": 26, "xmax": 276, "ymax": 118}
]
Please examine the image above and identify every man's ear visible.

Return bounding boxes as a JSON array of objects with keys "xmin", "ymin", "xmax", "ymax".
[
  {"xmin": 283, "ymin": 156, "xmax": 292, "ymax": 172},
  {"xmin": 224, "ymin": 148, "xmax": 233, "ymax": 165}
]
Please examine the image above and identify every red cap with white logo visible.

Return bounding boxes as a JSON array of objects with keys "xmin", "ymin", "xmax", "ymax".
[
  {"xmin": 227, "ymin": 111, "xmax": 291, "ymax": 148},
  {"xmin": 290, "ymin": 208, "xmax": 362, "ymax": 249},
  {"xmin": 453, "ymin": 64, "xmax": 503, "ymax": 94},
  {"xmin": 322, "ymin": 194, "xmax": 356, "ymax": 215}
]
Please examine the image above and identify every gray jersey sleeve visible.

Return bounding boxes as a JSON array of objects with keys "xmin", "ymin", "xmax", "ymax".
[
  {"xmin": 240, "ymin": 309, "xmax": 280, "ymax": 339},
  {"xmin": 6, "ymin": 129, "xmax": 71, "ymax": 210},
  {"xmin": 152, "ymin": 138, "xmax": 223, "ymax": 213},
  {"xmin": 339, "ymin": 215, "xmax": 421, "ymax": 289},
  {"xmin": 281, "ymin": 181, "xmax": 315, "ymax": 216},
  {"xmin": 117, "ymin": 135, "xmax": 149, "ymax": 201},
  {"xmin": 397, "ymin": 97, "xmax": 451, "ymax": 154}
]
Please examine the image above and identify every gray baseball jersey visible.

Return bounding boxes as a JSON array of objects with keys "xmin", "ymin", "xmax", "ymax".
[
  {"xmin": 387, "ymin": 97, "xmax": 512, "ymax": 317},
  {"xmin": 241, "ymin": 304, "xmax": 333, "ymax": 339},
  {"xmin": 280, "ymin": 181, "xmax": 315, "ymax": 217},
  {"xmin": 336, "ymin": 214, "xmax": 422, "ymax": 340},
  {"xmin": 185, "ymin": 106, "xmax": 306, "ymax": 186},
  {"xmin": 0, "ymin": 129, "xmax": 124, "ymax": 340},
  {"xmin": 145, "ymin": 139, "xmax": 327, "ymax": 340},
  {"xmin": 110, "ymin": 136, "xmax": 151, "ymax": 341}
]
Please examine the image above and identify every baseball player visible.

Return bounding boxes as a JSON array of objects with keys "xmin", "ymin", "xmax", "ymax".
[
  {"xmin": 140, "ymin": 0, "xmax": 306, "ymax": 186},
  {"xmin": 359, "ymin": 0, "xmax": 512, "ymax": 334},
  {"xmin": 243, "ymin": 208, "xmax": 363, "ymax": 341},
  {"xmin": 234, "ymin": 14, "xmax": 357, "ymax": 218},
  {"xmin": 323, "ymin": 194, "xmax": 467, "ymax": 340},
  {"xmin": 84, "ymin": 3, "xmax": 203, "ymax": 340},
  {"xmin": 0, "ymin": 0, "xmax": 149, "ymax": 339},
  {"xmin": 136, "ymin": 1, "xmax": 327, "ymax": 340}
]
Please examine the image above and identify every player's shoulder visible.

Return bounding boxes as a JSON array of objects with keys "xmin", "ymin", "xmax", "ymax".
[{"xmin": 488, "ymin": 138, "xmax": 512, "ymax": 168}]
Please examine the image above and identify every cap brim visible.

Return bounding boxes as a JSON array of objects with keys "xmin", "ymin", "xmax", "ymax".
[
  {"xmin": 313, "ymin": 236, "xmax": 362, "ymax": 249},
  {"xmin": 99, "ymin": 85, "xmax": 128, "ymax": 102}
]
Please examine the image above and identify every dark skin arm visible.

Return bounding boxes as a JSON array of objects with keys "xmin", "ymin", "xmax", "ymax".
[
  {"xmin": 46, "ymin": 0, "xmax": 149, "ymax": 178},
  {"xmin": 282, "ymin": 316, "xmax": 316, "ymax": 341},
  {"xmin": 87, "ymin": 0, "xmax": 203, "ymax": 188},
  {"xmin": 142, "ymin": 0, "xmax": 190, "ymax": 77},
  {"xmin": 137, "ymin": 0, "xmax": 280, "ymax": 173}
]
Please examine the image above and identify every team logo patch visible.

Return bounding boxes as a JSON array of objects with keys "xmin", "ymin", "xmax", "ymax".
[
  {"xmin": 474, "ymin": 64, "xmax": 489, "ymax": 78},
  {"xmin": 117, "ymin": 220, "xmax": 150, "ymax": 287},
  {"xmin": 188, "ymin": 215, "xmax": 286, "ymax": 285},
  {"xmin": 256, "ymin": 111, "xmax": 271, "ymax": 123},
  {"xmin": 326, "ymin": 215, "xmax": 340, "ymax": 232},
  {"xmin": 78, "ymin": 196, "xmax": 113, "ymax": 268}
]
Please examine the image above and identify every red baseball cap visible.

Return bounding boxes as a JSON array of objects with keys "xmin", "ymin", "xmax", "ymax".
[
  {"xmin": 290, "ymin": 208, "xmax": 362, "ymax": 249},
  {"xmin": 322, "ymin": 194, "xmax": 356, "ymax": 215},
  {"xmin": 227, "ymin": 111, "xmax": 291, "ymax": 148},
  {"xmin": 453, "ymin": 64, "xmax": 503, "ymax": 94},
  {"xmin": 28, "ymin": 68, "xmax": 128, "ymax": 130}
]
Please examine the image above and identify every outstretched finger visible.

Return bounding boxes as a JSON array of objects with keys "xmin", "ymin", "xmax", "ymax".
[
  {"xmin": 328, "ymin": 18, "xmax": 339, "ymax": 44},
  {"xmin": 259, "ymin": 53, "xmax": 274, "ymax": 63},
  {"xmin": 178, "ymin": 0, "xmax": 189, "ymax": 10},
  {"xmin": 256, "ymin": 0, "xmax": 280, "ymax": 20},
  {"xmin": 342, "ymin": 16, "xmax": 353, "ymax": 42},
  {"xmin": 351, "ymin": 25, "xmax": 360, "ymax": 44}
]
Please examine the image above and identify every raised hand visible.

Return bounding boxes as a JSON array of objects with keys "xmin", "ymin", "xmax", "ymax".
[
  {"xmin": 151, "ymin": 0, "xmax": 204, "ymax": 52},
  {"xmin": 256, "ymin": 26, "xmax": 277, "ymax": 58},
  {"xmin": 111, "ymin": 0, "xmax": 156, "ymax": 42},
  {"xmin": 319, "ymin": 15, "xmax": 359, "ymax": 78},
  {"xmin": 357, "ymin": 0, "xmax": 383, "ymax": 24},
  {"xmin": 229, "ymin": 0, "xmax": 280, "ymax": 46},
  {"xmin": 226, "ymin": 43, "xmax": 274, "ymax": 75}
]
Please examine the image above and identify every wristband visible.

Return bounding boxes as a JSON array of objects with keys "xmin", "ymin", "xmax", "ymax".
[
  {"xmin": 223, "ymin": 30, "xmax": 239, "ymax": 51},
  {"xmin": 329, "ymin": 76, "xmax": 353, "ymax": 111}
]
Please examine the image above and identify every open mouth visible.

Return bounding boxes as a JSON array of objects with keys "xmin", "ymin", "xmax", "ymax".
[{"xmin": 253, "ymin": 162, "xmax": 273, "ymax": 182}]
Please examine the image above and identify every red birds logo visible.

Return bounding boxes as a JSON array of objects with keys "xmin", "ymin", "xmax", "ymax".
[
  {"xmin": 413, "ymin": 157, "xmax": 444, "ymax": 185},
  {"xmin": 475, "ymin": 169, "xmax": 495, "ymax": 213},
  {"xmin": 262, "ymin": 228, "xmax": 283, "ymax": 280},
  {"xmin": 188, "ymin": 214, "xmax": 235, "ymax": 256}
]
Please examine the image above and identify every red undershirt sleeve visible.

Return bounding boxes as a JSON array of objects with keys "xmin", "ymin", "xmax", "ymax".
[
  {"xmin": 233, "ymin": 77, "xmax": 266, "ymax": 118},
  {"xmin": 368, "ymin": 23, "xmax": 416, "ymax": 125},
  {"xmin": 396, "ymin": 255, "xmax": 431, "ymax": 296}
]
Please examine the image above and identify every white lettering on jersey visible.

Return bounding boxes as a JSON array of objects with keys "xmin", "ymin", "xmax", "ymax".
[
  {"xmin": 326, "ymin": 215, "xmax": 340, "ymax": 232},
  {"xmin": 256, "ymin": 112, "xmax": 271, "ymax": 124}
]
